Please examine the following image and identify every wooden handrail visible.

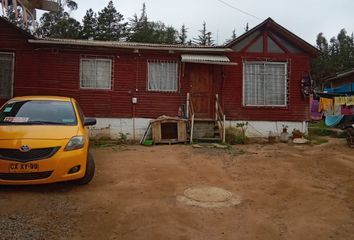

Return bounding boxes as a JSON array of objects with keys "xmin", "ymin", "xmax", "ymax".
[
  {"xmin": 187, "ymin": 93, "xmax": 195, "ymax": 143},
  {"xmin": 215, "ymin": 94, "xmax": 226, "ymax": 143}
]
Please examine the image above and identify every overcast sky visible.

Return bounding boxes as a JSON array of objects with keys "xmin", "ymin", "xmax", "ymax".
[{"xmin": 58, "ymin": 0, "xmax": 354, "ymax": 45}]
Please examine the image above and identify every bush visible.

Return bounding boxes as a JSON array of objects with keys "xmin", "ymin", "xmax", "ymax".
[
  {"xmin": 225, "ymin": 122, "xmax": 248, "ymax": 145},
  {"xmin": 308, "ymin": 127, "xmax": 332, "ymax": 136}
]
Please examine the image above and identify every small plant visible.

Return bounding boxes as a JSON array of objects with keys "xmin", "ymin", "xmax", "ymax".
[
  {"xmin": 225, "ymin": 122, "xmax": 249, "ymax": 145},
  {"xmin": 118, "ymin": 132, "xmax": 129, "ymax": 144},
  {"xmin": 236, "ymin": 122, "xmax": 248, "ymax": 143}
]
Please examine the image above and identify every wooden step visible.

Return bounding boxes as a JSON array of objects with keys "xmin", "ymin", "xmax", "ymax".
[
  {"xmin": 197, "ymin": 137, "xmax": 222, "ymax": 143},
  {"xmin": 194, "ymin": 118, "xmax": 215, "ymax": 122}
]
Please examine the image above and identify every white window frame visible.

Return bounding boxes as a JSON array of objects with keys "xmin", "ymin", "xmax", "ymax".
[
  {"xmin": 0, "ymin": 52, "xmax": 15, "ymax": 99},
  {"xmin": 80, "ymin": 58, "xmax": 112, "ymax": 90},
  {"xmin": 242, "ymin": 61, "xmax": 288, "ymax": 107},
  {"xmin": 147, "ymin": 60, "xmax": 179, "ymax": 92}
]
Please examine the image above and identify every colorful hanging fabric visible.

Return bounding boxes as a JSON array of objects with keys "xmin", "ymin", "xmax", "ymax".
[
  {"xmin": 346, "ymin": 96, "xmax": 354, "ymax": 106},
  {"xmin": 311, "ymin": 99, "xmax": 322, "ymax": 120},
  {"xmin": 334, "ymin": 96, "xmax": 346, "ymax": 105},
  {"xmin": 318, "ymin": 98, "xmax": 333, "ymax": 112},
  {"xmin": 341, "ymin": 106, "xmax": 353, "ymax": 115},
  {"xmin": 333, "ymin": 105, "xmax": 341, "ymax": 116}
]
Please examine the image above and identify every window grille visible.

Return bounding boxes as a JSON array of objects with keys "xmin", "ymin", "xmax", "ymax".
[
  {"xmin": 0, "ymin": 53, "xmax": 14, "ymax": 99},
  {"xmin": 80, "ymin": 58, "xmax": 112, "ymax": 89},
  {"xmin": 148, "ymin": 60, "xmax": 178, "ymax": 92},
  {"xmin": 243, "ymin": 61, "xmax": 287, "ymax": 106}
]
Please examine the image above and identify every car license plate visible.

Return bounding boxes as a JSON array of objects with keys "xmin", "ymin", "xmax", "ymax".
[{"xmin": 8, "ymin": 163, "xmax": 39, "ymax": 173}]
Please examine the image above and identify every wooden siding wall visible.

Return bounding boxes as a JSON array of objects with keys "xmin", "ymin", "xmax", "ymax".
[
  {"xmin": 13, "ymin": 50, "xmax": 188, "ymax": 118},
  {"xmin": 223, "ymin": 53, "xmax": 310, "ymax": 121},
  {"xmin": 0, "ymin": 20, "xmax": 312, "ymax": 121},
  {"xmin": 0, "ymin": 22, "xmax": 32, "ymax": 106},
  {"xmin": 0, "ymin": 21, "xmax": 187, "ymax": 118}
]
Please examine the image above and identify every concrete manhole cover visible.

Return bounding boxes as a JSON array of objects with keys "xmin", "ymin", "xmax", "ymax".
[{"xmin": 177, "ymin": 186, "xmax": 241, "ymax": 208}]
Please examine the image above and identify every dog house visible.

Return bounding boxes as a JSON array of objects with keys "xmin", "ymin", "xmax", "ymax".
[{"xmin": 151, "ymin": 116, "xmax": 188, "ymax": 144}]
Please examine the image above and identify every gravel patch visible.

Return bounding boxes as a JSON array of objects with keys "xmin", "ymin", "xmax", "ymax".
[{"xmin": 0, "ymin": 195, "xmax": 77, "ymax": 240}]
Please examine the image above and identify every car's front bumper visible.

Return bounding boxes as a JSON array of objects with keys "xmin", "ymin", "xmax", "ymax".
[{"xmin": 0, "ymin": 139, "xmax": 88, "ymax": 185}]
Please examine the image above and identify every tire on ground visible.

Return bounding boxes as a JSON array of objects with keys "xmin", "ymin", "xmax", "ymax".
[{"xmin": 75, "ymin": 152, "xmax": 95, "ymax": 185}]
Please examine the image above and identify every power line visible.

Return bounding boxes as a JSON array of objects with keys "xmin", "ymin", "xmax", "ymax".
[{"xmin": 216, "ymin": 0, "xmax": 263, "ymax": 20}]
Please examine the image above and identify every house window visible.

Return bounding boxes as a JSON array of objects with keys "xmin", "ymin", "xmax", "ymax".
[
  {"xmin": 0, "ymin": 52, "xmax": 14, "ymax": 99},
  {"xmin": 148, "ymin": 60, "xmax": 178, "ymax": 92},
  {"xmin": 80, "ymin": 58, "xmax": 112, "ymax": 89},
  {"xmin": 243, "ymin": 62, "xmax": 287, "ymax": 106}
]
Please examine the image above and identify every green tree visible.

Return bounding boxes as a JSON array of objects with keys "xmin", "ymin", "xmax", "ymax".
[
  {"xmin": 225, "ymin": 29, "xmax": 237, "ymax": 44},
  {"xmin": 65, "ymin": 0, "xmax": 78, "ymax": 11},
  {"xmin": 4, "ymin": 4, "xmax": 25, "ymax": 29},
  {"xmin": 311, "ymin": 33, "xmax": 331, "ymax": 84},
  {"xmin": 163, "ymin": 25, "xmax": 178, "ymax": 44},
  {"xmin": 127, "ymin": 3, "xmax": 178, "ymax": 44},
  {"xmin": 96, "ymin": 1, "xmax": 127, "ymax": 41},
  {"xmin": 311, "ymin": 29, "xmax": 354, "ymax": 88},
  {"xmin": 193, "ymin": 21, "xmax": 214, "ymax": 46},
  {"xmin": 36, "ymin": 0, "xmax": 81, "ymax": 39},
  {"xmin": 178, "ymin": 24, "xmax": 188, "ymax": 44},
  {"xmin": 2, "ymin": 1, "xmax": 37, "ymax": 32},
  {"xmin": 81, "ymin": 8, "xmax": 97, "ymax": 39},
  {"xmin": 206, "ymin": 32, "xmax": 214, "ymax": 46}
]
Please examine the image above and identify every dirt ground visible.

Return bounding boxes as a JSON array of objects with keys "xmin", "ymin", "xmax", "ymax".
[{"xmin": 1, "ymin": 138, "xmax": 354, "ymax": 240}]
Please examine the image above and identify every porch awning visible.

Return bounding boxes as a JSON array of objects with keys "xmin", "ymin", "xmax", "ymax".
[{"xmin": 181, "ymin": 54, "xmax": 238, "ymax": 66}]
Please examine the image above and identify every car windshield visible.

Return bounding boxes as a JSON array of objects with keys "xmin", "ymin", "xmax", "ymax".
[{"xmin": 0, "ymin": 100, "xmax": 77, "ymax": 125}]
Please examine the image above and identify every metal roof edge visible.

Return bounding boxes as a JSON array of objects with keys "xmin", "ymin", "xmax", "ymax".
[
  {"xmin": 324, "ymin": 68, "xmax": 354, "ymax": 82},
  {"xmin": 28, "ymin": 39, "xmax": 232, "ymax": 53}
]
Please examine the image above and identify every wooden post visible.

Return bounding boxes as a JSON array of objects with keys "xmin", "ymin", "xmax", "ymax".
[
  {"xmin": 215, "ymin": 94, "xmax": 218, "ymax": 121},
  {"xmin": 223, "ymin": 114, "xmax": 226, "ymax": 143},
  {"xmin": 190, "ymin": 115, "xmax": 194, "ymax": 143},
  {"xmin": 186, "ymin": 93, "xmax": 190, "ymax": 119}
]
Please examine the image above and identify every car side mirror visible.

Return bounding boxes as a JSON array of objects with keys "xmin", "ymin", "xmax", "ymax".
[{"xmin": 83, "ymin": 118, "xmax": 96, "ymax": 126}]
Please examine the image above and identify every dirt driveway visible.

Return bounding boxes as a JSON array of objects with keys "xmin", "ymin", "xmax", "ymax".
[{"xmin": 1, "ymin": 138, "xmax": 354, "ymax": 240}]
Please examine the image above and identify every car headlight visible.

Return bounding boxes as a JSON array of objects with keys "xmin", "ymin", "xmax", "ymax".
[{"xmin": 64, "ymin": 136, "xmax": 85, "ymax": 151}]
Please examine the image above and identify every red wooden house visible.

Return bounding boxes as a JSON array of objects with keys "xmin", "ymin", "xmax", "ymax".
[{"xmin": 0, "ymin": 17, "xmax": 318, "ymax": 140}]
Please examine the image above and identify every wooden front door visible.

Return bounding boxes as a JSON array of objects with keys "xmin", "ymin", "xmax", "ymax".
[{"xmin": 190, "ymin": 64, "xmax": 214, "ymax": 118}]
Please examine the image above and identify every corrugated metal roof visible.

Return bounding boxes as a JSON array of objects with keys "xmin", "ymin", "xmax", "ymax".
[
  {"xmin": 325, "ymin": 68, "xmax": 354, "ymax": 82},
  {"xmin": 28, "ymin": 38, "xmax": 231, "ymax": 53},
  {"xmin": 181, "ymin": 54, "xmax": 238, "ymax": 65}
]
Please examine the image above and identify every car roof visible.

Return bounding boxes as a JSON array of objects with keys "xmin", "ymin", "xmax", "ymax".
[{"xmin": 10, "ymin": 96, "xmax": 73, "ymax": 102}]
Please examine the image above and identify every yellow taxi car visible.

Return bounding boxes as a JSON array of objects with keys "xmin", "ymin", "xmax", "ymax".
[{"xmin": 0, "ymin": 96, "xmax": 96, "ymax": 185}]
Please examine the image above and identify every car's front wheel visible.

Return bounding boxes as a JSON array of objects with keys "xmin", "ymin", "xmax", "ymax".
[{"xmin": 75, "ymin": 153, "xmax": 95, "ymax": 185}]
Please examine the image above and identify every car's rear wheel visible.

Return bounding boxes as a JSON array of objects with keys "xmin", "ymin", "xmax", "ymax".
[{"xmin": 75, "ymin": 152, "xmax": 95, "ymax": 185}]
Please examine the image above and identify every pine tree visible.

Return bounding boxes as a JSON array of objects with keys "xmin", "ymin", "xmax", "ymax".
[
  {"xmin": 81, "ymin": 8, "xmax": 97, "ymax": 40},
  {"xmin": 164, "ymin": 26, "xmax": 178, "ymax": 44},
  {"xmin": 244, "ymin": 23, "xmax": 249, "ymax": 32},
  {"xmin": 193, "ymin": 21, "xmax": 214, "ymax": 46},
  {"xmin": 178, "ymin": 24, "xmax": 188, "ymax": 44},
  {"xmin": 127, "ymin": 3, "xmax": 178, "ymax": 44},
  {"xmin": 225, "ymin": 29, "xmax": 237, "ymax": 44},
  {"xmin": 232, "ymin": 29, "xmax": 237, "ymax": 39},
  {"xmin": 96, "ymin": 1, "xmax": 127, "ymax": 41},
  {"xmin": 206, "ymin": 32, "xmax": 214, "ymax": 46},
  {"xmin": 128, "ymin": 3, "xmax": 153, "ymax": 42}
]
